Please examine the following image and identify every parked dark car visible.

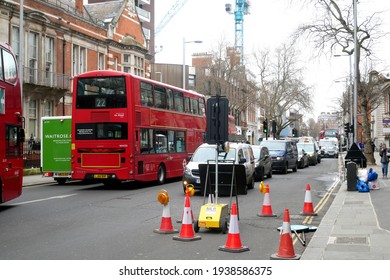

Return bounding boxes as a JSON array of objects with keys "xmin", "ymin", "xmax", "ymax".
[
  {"xmin": 297, "ymin": 148, "xmax": 309, "ymax": 168},
  {"xmin": 252, "ymin": 145, "xmax": 272, "ymax": 181},
  {"xmin": 259, "ymin": 139, "xmax": 298, "ymax": 174}
]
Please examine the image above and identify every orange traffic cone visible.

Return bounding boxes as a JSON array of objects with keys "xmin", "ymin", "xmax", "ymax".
[
  {"xmin": 154, "ymin": 203, "xmax": 179, "ymax": 234},
  {"xmin": 301, "ymin": 184, "xmax": 317, "ymax": 216},
  {"xmin": 257, "ymin": 184, "xmax": 277, "ymax": 217},
  {"xmin": 173, "ymin": 192, "xmax": 201, "ymax": 241},
  {"xmin": 271, "ymin": 208, "xmax": 300, "ymax": 260},
  {"xmin": 219, "ymin": 203, "xmax": 249, "ymax": 253}
]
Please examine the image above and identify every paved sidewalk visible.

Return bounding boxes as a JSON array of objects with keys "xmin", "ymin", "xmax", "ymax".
[
  {"xmin": 22, "ymin": 174, "xmax": 53, "ymax": 187},
  {"xmin": 301, "ymin": 152, "xmax": 390, "ymax": 259}
]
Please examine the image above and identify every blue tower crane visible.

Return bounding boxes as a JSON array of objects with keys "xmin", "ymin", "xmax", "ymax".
[{"xmin": 225, "ymin": 0, "xmax": 250, "ymax": 65}]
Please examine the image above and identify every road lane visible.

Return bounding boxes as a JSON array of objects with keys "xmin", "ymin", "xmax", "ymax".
[{"xmin": 0, "ymin": 158, "xmax": 339, "ymax": 259}]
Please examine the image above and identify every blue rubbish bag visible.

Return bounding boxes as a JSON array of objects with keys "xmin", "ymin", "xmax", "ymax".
[
  {"xmin": 357, "ymin": 179, "xmax": 370, "ymax": 192},
  {"xmin": 367, "ymin": 168, "xmax": 378, "ymax": 182}
]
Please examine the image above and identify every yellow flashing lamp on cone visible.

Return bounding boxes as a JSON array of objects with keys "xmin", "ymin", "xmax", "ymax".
[
  {"xmin": 259, "ymin": 181, "xmax": 266, "ymax": 194},
  {"xmin": 185, "ymin": 184, "xmax": 195, "ymax": 197},
  {"xmin": 157, "ymin": 189, "xmax": 169, "ymax": 205}
]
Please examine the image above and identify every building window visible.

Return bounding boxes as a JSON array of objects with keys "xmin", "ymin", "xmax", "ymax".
[
  {"xmin": 45, "ymin": 37, "xmax": 54, "ymax": 86},
  {"xmin": 72, "ymin": 45, "xmax": 86, "ymax": 76},
  {"xmin": 114, "ymin": 57, "xmax": 118, "ymax": 70},
  {"xmin": 28, "ymin": 32, "xmax": 39, "ymax": 84},
  {"xmin": 80, "ymin": 47, "xmax": 86, "ymax": 73},
  {"xmin": 11, "ymin": 26, "xmax": 19, "ymax": 62},
  {"xmin": 98, "ymin": 53, "xmax": 105, "ymax": 70},
  {"xmin": 28, "ymin": 100, "xmax": 37, "ymax": 138},
  {"xmin": 72, "ymin": 45, "xmax": 79, "ymax": 76},
  {"xmin": 43, "ymin": 101, "xmax": 53, "ymax": 117}
]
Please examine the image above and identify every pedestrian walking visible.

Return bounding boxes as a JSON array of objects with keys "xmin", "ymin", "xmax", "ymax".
[{"xmin": 379, "ymin": 143, "xmax": 390, "ymax": 179}]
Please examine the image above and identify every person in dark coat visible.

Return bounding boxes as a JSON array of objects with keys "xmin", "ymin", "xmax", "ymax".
[{"xmin": 379, "ymin": 143, "xmax": 389, "ymax": 179}]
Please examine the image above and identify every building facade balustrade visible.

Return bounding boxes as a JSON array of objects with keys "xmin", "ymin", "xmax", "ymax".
[{"xmin": 22, "ymin": 67, "xmax": 71, "ymax": 90}]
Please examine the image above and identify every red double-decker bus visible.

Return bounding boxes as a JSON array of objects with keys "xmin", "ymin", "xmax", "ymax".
[
  {"xmin": 0, "ymin": 42, "xmax": 25, "ymax": 203},
  {"xmin": 71, "ymin": 70, "xmax": 206, "ymax": 185}
]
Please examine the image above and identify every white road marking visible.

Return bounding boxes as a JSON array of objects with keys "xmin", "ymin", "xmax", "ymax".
[{"xmin": 9, "ymin": 194, "xmax": 77, "ymax": 205}]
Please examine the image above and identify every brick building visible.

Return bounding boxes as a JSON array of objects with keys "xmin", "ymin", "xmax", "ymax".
[{"xmin": 0, "ymin": 0, "xmax": 152, "ymax": 140}]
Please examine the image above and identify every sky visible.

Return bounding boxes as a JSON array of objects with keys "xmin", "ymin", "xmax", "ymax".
[{"xmin": 153, "ymin": 0, "xmax": 390, "ymax": 121}]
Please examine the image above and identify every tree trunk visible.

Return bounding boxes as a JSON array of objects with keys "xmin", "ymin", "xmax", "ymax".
[{"xmin": 361, "ymin": 89, "xmax": 375, "ymax": 165}]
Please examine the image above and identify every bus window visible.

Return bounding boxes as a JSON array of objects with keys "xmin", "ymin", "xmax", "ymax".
[
  {"xmin": 174, "ymin": 91, "xmax": 184, "ymax": 112},
  {"xmin": 76, "ymin": 77, "xmax": 126, "ymax": 108},
  {"xmin": 199, "ymin": 98, "xmax": 205, "ymax": 116},
  {"xmin": 140, "ymin": 128, "xmax": 154, "ymax": 154},
  {"xmin": 168, "ymin": 131, "xmax": 175, "ymax": 152},
  {"xmin": 0, "ymin": 88, "xmax": 4, "ymax": 114},
  {"xmin": 155, "ymin": 131, "xmax": 168, "ymax": 153},
  {"xmin": 141, "ymin": 81, "xmax": 153, "ymax": 107},
  {"xmin": 3, "ymin": 49, "xmax": 18, "ymax": 84},
  {"xmin": 184, "ymin": 96, "xmax": 190, "ymax": 113},
  {"xmin": 96, "ymin": 123, "xmax": 127, "ymax": 139},
  {"xmin": 167, "ymin": 89, "xmax": 174, "ymax": 110},
  {"xmin": 176, "ymin": 131, "xmax": 186, "ymax": 152},
  {"xmin": 154, "ymin": 85, "xmax": 167, "ymax": 109},
  {"xmin": 75, "ymin": 123, "xmax": 128, "ymax": 140},
  {"xmin": 6, "ymin": 125, "xmax": 21, "ymax": 158},
  {"xmin": 191, "ymin": 98, "xmax": 198, "ymax": 115}
]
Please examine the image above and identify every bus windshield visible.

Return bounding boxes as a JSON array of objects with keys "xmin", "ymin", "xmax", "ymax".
[{"xmin": 76, "ymin": 76, "xmax": 127, "ymax": 109}]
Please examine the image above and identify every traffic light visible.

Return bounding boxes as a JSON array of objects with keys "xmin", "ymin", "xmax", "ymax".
[
  {"xmin": 206, "ymin": 96, "xmax": 229, "ymax": 145},
  {"xmin": 263, "ymin": 119, "xmax": 268, "ymax": 133},
  {"xmin": 292, "ymin": 128, "xmax": 297, "ymax": 137},
  {"xmin": 344, "ymin": 122, "xmax": 350, "ymax": 134},
  {"xmin": 350, "ymin": 124, "xmax": 354, "ymax": 133},
  {"xmin": 271, "ymin": 120, "xmax": 277, "ymax": 134}
]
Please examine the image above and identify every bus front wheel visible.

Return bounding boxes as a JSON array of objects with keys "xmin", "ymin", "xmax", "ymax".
[{"xmin": 157, "ymin": 164, "xmax": 166, "ymax": 185}]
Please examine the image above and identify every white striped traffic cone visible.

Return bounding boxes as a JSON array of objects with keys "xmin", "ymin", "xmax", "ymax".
[
  {"xmin": 219, "ymin": 202, "xmax": 249, "ymax": 253},
  {"xmin": 301, "ymin": 184, "xmax": 317, "ymax": 216},
  {"xmin": 154, "ymin": 203, "xmax": 179, "ymax": 234},
  {"xmin": 257, "ymin": 184, "xmax": 277, "ymax": 217},
  {"xmin": 173, "ymin": 192, "xmax": 201, "ymax": 241},
  {"xmin": 271, "ymin": 208, "xmax": 300, "ymax": 260}
]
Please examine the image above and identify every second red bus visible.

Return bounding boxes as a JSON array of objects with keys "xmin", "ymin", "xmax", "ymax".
[{"xmin": 71, "ymin": 70, "xmax": 206, "ymax": 185}]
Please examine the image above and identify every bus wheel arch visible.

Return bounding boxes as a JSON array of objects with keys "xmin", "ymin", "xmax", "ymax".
[{"xmin": 157, "ymin": 164, "xmax": 166, "ymax": 185}]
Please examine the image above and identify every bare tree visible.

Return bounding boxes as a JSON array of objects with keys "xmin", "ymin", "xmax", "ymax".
[
  {"xmin": 194, "ymin": 39, "xmax": 257, "ymax": 133},
  {"xmin": 253, "ymin": 43, "xmax": 313, "ymax": 138},
  {"xmin": 294, "ymin": 0, "xmax": 387, "ymax": 164}
]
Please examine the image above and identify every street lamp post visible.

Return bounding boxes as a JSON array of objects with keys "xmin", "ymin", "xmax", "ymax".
[
  {"xmin": 334, "ymin": 54, "xmax": 353, "ymax": 147},
  {"xmin": 182, "ymin": 38, "xmax": 202, "ymax": 89},
  {"xmin": 353, "ymin": 0, "xmax": 358, "ymax": 144}
]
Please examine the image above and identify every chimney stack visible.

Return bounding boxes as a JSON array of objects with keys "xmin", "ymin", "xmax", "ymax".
[{"xmin": 75, "ymin": 0, "xmax": 85, "ymax": 15}]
